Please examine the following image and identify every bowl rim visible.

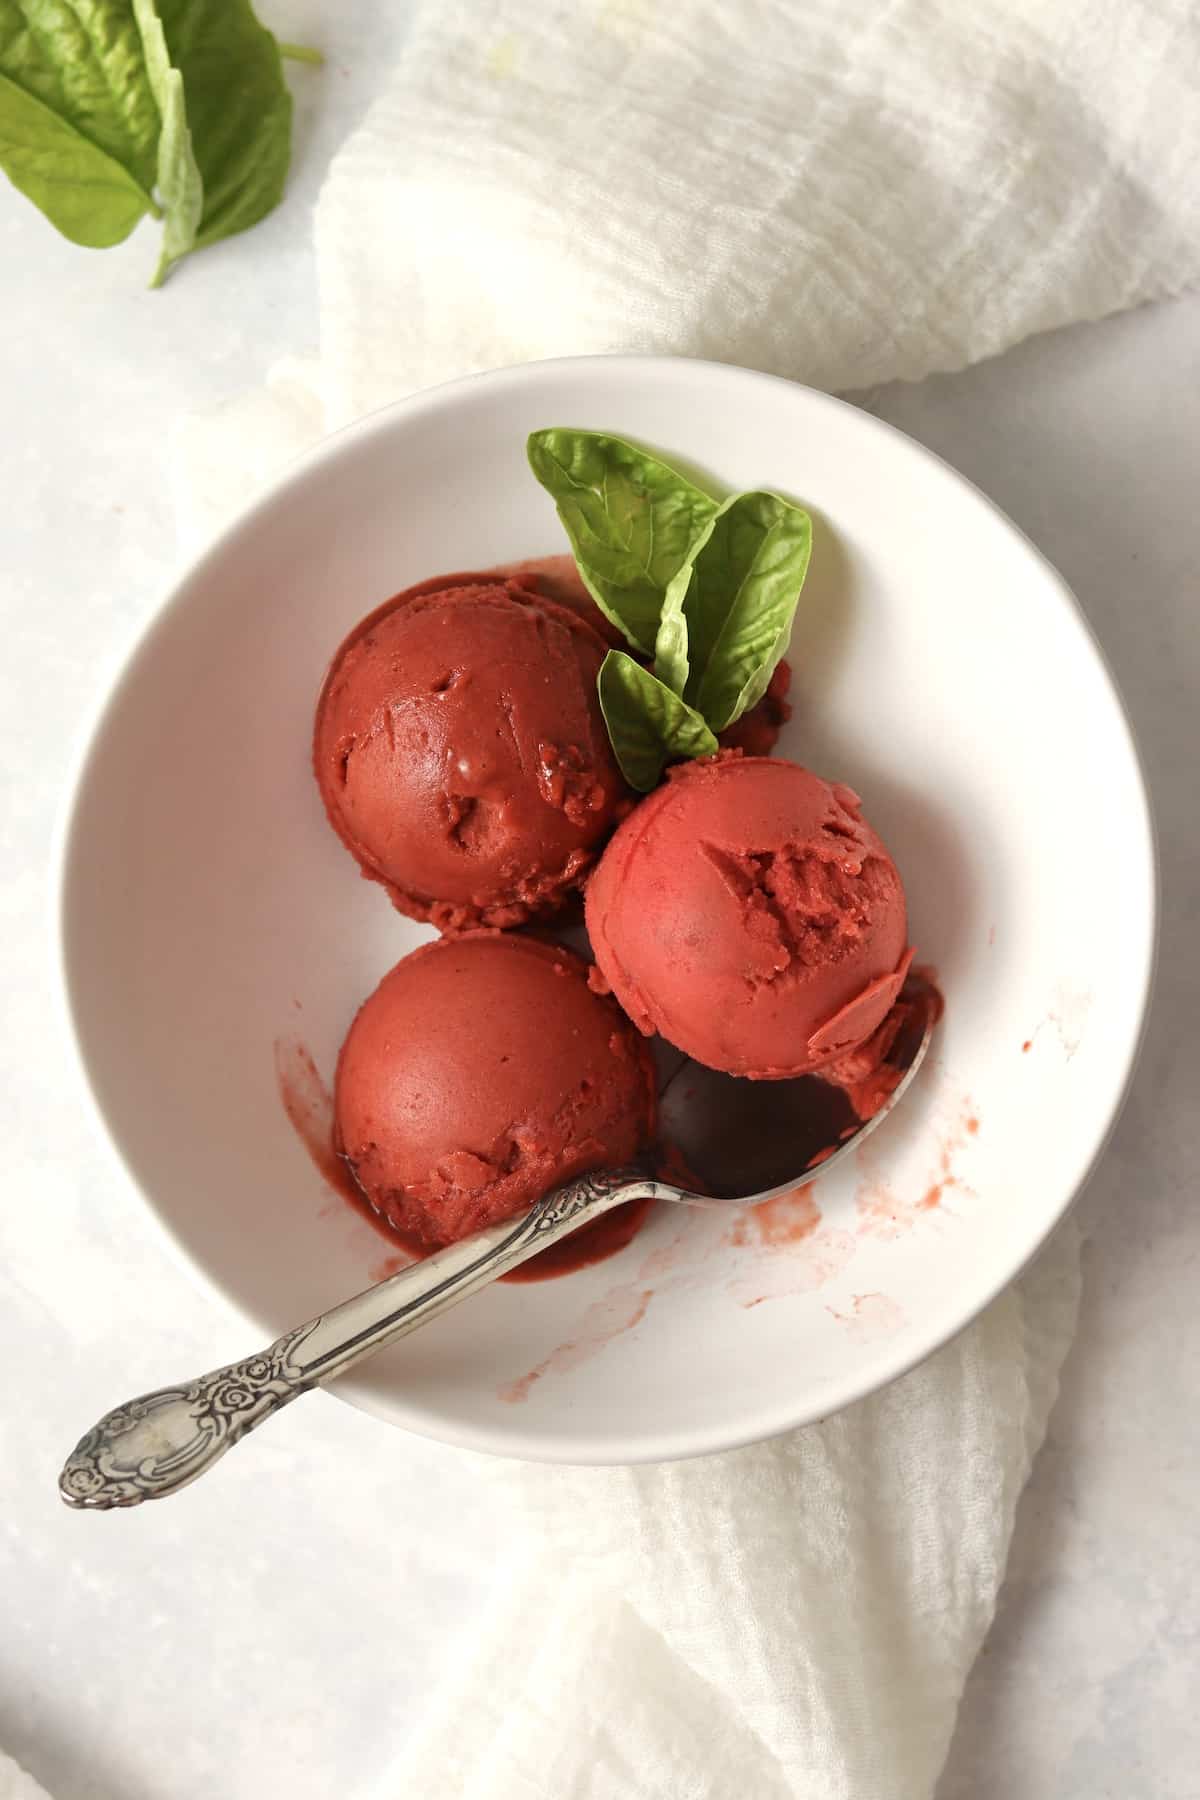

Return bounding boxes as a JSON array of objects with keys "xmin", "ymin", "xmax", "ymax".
[{"xmin": 54, "ymin": 352, "xmax": 1159, "ymax": 1464}]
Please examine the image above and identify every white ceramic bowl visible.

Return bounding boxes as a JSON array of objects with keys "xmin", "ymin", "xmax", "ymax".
[{"xmin": 59, "ymin": 356, "xmax": 1155, "ymax": 1464}]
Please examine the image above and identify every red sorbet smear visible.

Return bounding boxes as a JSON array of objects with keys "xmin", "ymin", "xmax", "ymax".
[
  {"xmin": 501, "ymin": 1193, "xmax": 656, "ymax": 1283},
  {"xmin": 334, "ymin": 932, "xmax": 657, "ymax": 1250},
  {"xmin": 821, "ymin": 964, "xmax": 944, "ymax": 1120},
  {"xmin": 313, "ymin": 578, "xmax": 631, "ymax": 932},
  {"xmin": 586, "ymin": 752, "xmax": 913, "ymax": 1081}
]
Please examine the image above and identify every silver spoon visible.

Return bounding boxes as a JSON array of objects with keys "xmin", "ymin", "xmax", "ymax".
[{"xmin": 59, "ymin": 1016, "xmax": 932, "ymax": 1509}]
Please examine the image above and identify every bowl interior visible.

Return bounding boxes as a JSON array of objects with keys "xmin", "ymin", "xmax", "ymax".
[{"xmin": 61, "ymin": 357, "xmax": 1153, "ymax": 1461}]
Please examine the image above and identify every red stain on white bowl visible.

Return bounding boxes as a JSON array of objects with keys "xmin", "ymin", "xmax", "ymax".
[
  {"xmin": 722, "ymin": 1184, "xmax": 856, "ymax": 1308},
  {"xmin": 828, "ymin": 1292, "xmax": 906, "ymax": 1344},
  {"xmin": 635, "ymin": 1224, "xmax": 695, "ymax": 1284},
  {"xmin": 275, "ymin": 1038, "xmax": 345, "ymax": 1200},
  {"xmin": 275, "ymin": 1035, "xmax": 420, "ymax": 1265},
  {"xmin": 736, "ymin": 1227, "xmax": 856, "ymax": 1309},
  {"xmin": 496, "ymin": 1208, "xmax": 704, "ymax": 1402},
  {"xmin": 727, "ymin": 1183, "xmax": 821, "ymax": 1248},
  {"xmin": 856, "ymin": 1084, "xmax": 979, "ymax": 1237},
  {"xmin": 920, "ymin": 1104, "xmax": 979, "ymax": 1212},
  {"xmin": 498, "ymin": 1284, "xmax": 654, "ymax": 1404},
  {"xmin": 1020, "ymin": 986, "xmax": 1093, "ymax": 1063},
  {"xmin": 854, "ymin": 1163, "xmax": 911, "ymax": 1238}
]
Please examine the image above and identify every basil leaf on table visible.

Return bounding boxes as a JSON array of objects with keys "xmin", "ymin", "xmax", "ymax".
[
  {"xmin": 132, "ymin": 0, "xmax": 201, "ymax": 286},
  {"xmin": 154, "ymin": 0, "xmax": 292, "ymax": 257},
  {"xmin": 0, "ymin": 0, "xmax": 308, "ymax": 282},
  {"xmin": 0, "ymin": 0, "xmax": 162, "ymax": 246},
  {"xmin": 678, "ymin": 490, "xmax": 812, "ymax": 731},
  {"xmin": 598, "ymin": 651, "xmax": 719, "ymax": 793},
  {"xmin": 528, "ymin": 428, "xmax": 718, "ymax": 656}
]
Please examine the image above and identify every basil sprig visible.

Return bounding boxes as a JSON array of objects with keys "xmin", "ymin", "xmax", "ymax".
[{"xmin": 529, "ymin": 428, "xmax": 812, "ymax": 790}]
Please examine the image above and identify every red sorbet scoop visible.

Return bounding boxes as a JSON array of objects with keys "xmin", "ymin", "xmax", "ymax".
[
  {"xmin": 314, "ymin": 581, "xmax": 631, "ymax": 932},
  {"xmin": 586, "ymin": 753, "xmax": 913, "ymax": 1080},
  {"xmin": 334, "ymin": 933, "xmax": 658, "ymax": 1249}
]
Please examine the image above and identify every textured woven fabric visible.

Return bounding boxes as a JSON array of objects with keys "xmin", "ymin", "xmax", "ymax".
[
  {"xmin": 314, "ymin": 0, "xmax": 1200, "ymax": 426},
  {"xmin": 371, "ymin": 1228, "xmax": 1079, "ymax": 1799}
]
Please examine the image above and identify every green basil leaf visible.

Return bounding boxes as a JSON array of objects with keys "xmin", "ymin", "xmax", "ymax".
[
  {"xmin": 683, "ymin": 490, "xmax": 812, "ymax": 731},
  {"xmin": 653, "ymin": 509, "xmax": 717, "ymax": 697},
  {"xmin": 132, "ymin": 0, "xmax": 201, "ymax": 286},
  {"xmin": 0, "ymin": 71, "xmax": 150, "ymax": 243},
  {"xmin": 0, "ymin": 0, "xmax": 160, "ymax": 246},
  {"xmin": 155, "ymin": 0, "xmax": 292, "ymax": 254},
  {"xmin": 528, "ymin": 428, "xmax": 718, "ymax": 656},
  {"xmin": 598, "ymin": 650, "xmax": 718, "ymax": 793}
]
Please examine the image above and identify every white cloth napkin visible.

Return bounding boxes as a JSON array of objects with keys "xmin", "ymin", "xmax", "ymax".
[
  {"xmin": 0, "ymin": 1753, "xmax": 51, "ymax": 1800},
  {"xmin": 168, "ymin": 0, "xmax": 1199, "ymax": 1792},
  {"xmin": 317, "ymin": 0, "xmax": 1200, "ymax": 423},
  {"xmin": 373, "ymin": 1233, "xmax": 1080, "ymax": 1800}
]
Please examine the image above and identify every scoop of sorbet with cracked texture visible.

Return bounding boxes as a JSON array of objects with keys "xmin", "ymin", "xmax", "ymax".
[
  {"xmin": 586, "ymin": 753, "xmax": 913, "ymax": 1080},
  {"xmin": 334, "ymin": 933, "xmax": 658, "ymax": 1249},
  {"xmin": 313, "ymin": 581, "xmax": 631, "ymax": 931}
]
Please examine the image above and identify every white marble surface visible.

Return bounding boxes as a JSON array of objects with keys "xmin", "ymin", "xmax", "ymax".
[{"xmin": 3, "ymin": 6, "xmax": 1198, "ymax": 1795}]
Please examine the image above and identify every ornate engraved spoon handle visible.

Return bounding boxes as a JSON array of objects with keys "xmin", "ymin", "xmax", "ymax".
[{"xmin": 60, "ymin": 1168, "xmax": 664, "ymax": 1510}]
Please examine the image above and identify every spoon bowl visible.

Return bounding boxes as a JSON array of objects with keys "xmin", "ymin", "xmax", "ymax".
[{"xmin": 660, "ymin": 998, "xmax": 933, "ymax": 1202}]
